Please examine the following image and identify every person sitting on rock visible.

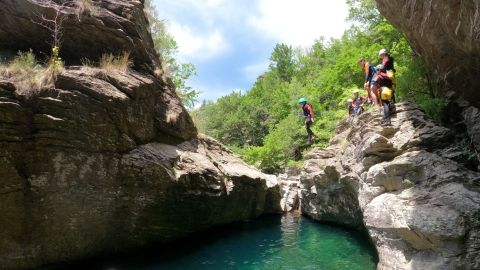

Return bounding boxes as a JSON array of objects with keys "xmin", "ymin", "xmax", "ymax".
[
  {"xmin": 298, "ymin": 97, "xmax": 316, "ymax": 143},
  {"xmin": 347, "ymin": 98, "xmax": 354, "ymax": 115},
  {"xmin": 358, "ymin": 58, "xmax": 377, "ymax": 106},
  {"xmin": 352, "ymin": 89, "xmax": 366, "ymax": 116}
]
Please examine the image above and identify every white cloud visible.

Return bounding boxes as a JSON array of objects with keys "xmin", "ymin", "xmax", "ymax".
[
  {"xmin": 243, "ymin": 60, "xmax": 269, "ymax": 81},
  {"xmin": 205, "ymin": 0, "xmax": 224, "ymax": 8},
  {"xmin": 193, "ymin": 81, "xmax": 241, "ymax": 103},
  {"xmin": 153, "ymin": 0, "xmax": 350, "ymax": 102},
  {"xmin": 169, "ymin": 23, "xmax": 229, "ymax": 62},
  {"xmin": 248, "ymin": 0, "xmax": 349, "ymax": 47}
]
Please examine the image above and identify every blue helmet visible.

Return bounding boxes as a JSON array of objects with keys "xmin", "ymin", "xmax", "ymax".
[{"xmin": 298, "ymin": 97, "xmax": 307, "ymax": 104}]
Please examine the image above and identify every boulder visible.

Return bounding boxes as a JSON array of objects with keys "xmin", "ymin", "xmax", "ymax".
[
  {"xmin": 277, "ymin": 168, "xmax": 302, "ymax": 212},
  {"xmin": 374, "ymin": 0, "xmax": 480, "ymax": 105},
  {"xmin": 300, "ymin": 102, "xmax": 480, "ymax": 269}
]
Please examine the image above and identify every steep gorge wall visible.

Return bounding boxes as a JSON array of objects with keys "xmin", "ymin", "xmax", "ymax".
[
  {"xmin": 374, "ymin": 0, "xmax": 480, "ymax": 106},
  {"xmin": 0, "ymin": 1, "xmax": 281, "ymax": 269},
  {"xmin": 300, "ymin": 104, "xmax": 480, "ymax": 269}
]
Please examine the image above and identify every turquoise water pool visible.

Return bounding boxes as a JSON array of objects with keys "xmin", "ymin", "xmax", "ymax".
[{"xmin": 72, "ymin": 215, "xmax": 377, "ymax": 270}]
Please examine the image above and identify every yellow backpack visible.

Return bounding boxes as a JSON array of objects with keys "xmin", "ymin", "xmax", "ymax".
[
  {"xmin": 387, "ymin": 70, "xmax": 397, "ymax": 89},
  {"xmin": 381, "ymin": 87, "xmax": 393, "ymax": 101}
]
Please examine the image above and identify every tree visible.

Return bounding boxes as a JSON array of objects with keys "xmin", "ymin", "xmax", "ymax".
[
  {"xmin": 193, "ymin": 0, "xmax": 438, "ymax": 171},
  {"xmin": 144, "ymin": 0, "xmax": 199, "ymax": 109},
  {"xmin": 30, "ymin": 0, "xmax": 71, "ymax": 77},
  {"xmin": 269, "ymin": 43, "xmax": 295, "ymax": 82},
  {"xmin": 346, "ymin": 0, "xmax": 382, "ymax": 27}
]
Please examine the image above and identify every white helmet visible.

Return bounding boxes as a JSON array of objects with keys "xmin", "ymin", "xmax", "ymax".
[
  {"xmin": 347, "ymin": 99, "xmax": 353, "ymax": 103},
  {"xmin": 379, "ymin": 48, "xmax": 388, "ymax": 56}
]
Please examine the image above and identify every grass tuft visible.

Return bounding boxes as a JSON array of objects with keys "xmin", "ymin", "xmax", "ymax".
[
  {"xmin": 99, "ymin": 52, "xmax": 132, "ymax": 72},
  {"xmin": 0, "ymin": 50, "xmax": 53, "ymax": 97},
  {"xmin": 75, "ymin": 0, "xmax": 100, "ymax": 17}
]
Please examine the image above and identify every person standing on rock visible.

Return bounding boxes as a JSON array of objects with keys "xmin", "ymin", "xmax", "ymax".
[
  {"xmin": 378, "ymin": 49, "xmax": 396, "ymax": 103},
  {"xmin": 358, "ymin": 58, "xmax": 378, "ymax": 106},
  {"xmin": 374, "ymin": 64, "xmax": 394, "ymax": 126},
  {"xmin": 298, "ymin": 98, "xmax": 316, "ymax": 143}
]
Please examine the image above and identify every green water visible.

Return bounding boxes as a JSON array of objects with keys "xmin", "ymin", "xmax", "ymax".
[{"xmin": 73, "ymin": 215, "xmax": 377, "ymax": 270}]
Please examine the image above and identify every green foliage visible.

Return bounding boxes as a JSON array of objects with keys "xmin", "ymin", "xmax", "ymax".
[
  {"xmin": 346, "ymin": 0, "xmax": 381, "ymax": 27},
  {"xmin": 145, "ymin": 0, "xmax": 199, "ymax": 109},
  {"xmin": 194, "ymin": 0, "xmax": 436, "ymax": 171},
  {"xmin": 195, "ymin": 91, "xmax": 269, "ymax": 147},
  {"xmin": 10, "ymin": 50, "xmax": 37, "ymax": 72},
  {"xmin": 243, "ymin": 114, "xmax": 304, "ymax": 171},
  {"xmin": 171, "ymin": 63, "xmax": 198, "ymax": 109},
  {"xmin": 270, "ymin": 43, "xmax": 295, "ymax": 82},
  {"xmin": 49, "ymin": 46, "xmax": 63, "ymax": 76},
  {"xmin": 415, "ymin": 97, "xmax": 447, "ymax": 123}
]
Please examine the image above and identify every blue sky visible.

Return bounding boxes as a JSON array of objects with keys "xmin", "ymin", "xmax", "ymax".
[{"xmin": 152, "ymin": 0, "xmax": 350, "ymax": 103}]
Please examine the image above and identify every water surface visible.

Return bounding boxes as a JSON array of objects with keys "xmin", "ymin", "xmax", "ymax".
[{"xmin": 72, "ymin": 215, "xmax": 377, "ymax": 270}]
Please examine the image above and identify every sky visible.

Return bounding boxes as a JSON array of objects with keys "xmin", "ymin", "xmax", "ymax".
[{"xmin": 152, "ymin": 0, "xmax": 350, "ymax": 103}]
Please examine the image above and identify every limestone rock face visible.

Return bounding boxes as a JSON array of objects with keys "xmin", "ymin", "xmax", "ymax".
[
  {"xmin": 374, "ymin": 0, "xmax": 480, "ymax": 105},
  {"xmin": 0, "ymin": 68, "xmax": 281, "ymax": 270},
  {"xmin": 300, "ymin": 103, "xmax": 480, "ymax": 270},
  {"xmin": 0, "ymin": 1, "xmax": 282, "ymax": 269},
  {"xmin": 0, "ymin": 0, "xmax": 160, "ymax": 72},
  {"xmin": 277, "ymin": 167, "xmax": 302, "ymax": 212}
]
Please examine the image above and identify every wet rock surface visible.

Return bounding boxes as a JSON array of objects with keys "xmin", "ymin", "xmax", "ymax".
[{"xmin": 300, "ymin": 103, "xmax": 480, "ymax": 270}]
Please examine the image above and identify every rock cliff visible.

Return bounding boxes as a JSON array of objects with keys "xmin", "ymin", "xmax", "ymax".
[
  {"xmin": 0, "ymin": 0, "xmax": 160, "ymax": 72},
  {"xmin": 300, "ymin": 103, "xmax": 480, "ymax": 269},
  {"xmin": 0, "ymin": 1, "xmax": 280, "ymax": 269},
  {"xmin": 374, "ymin": 0, "xmax": 480, "ymax": 106}
]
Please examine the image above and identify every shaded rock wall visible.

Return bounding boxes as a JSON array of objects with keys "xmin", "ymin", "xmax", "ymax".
[
  {"xmin": 0, "ymin": 1, "xmax": 282, "ymax": 269},
  {"xmin": 374, "ymin": 0, "xmax": 480, "ymax": 105},
  {"xmin": 0, "ymin": 0, "xmax": 160, "ymax": 72},
  {"xmin": 300, "ymin": 103, "xmax": 480, "ymax": 269},
  {"xmin": 0, "ymin": 68, "xmax": 281, "ymax": 270}
]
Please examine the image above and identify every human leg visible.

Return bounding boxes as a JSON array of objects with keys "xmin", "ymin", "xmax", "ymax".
[
  {"xmin": 382, "ymin": 100, "xmax": 391, "ymax": 125},
  {"xmin": 370, "ymin": 84, "xmax": 379, "ymax": 107},
  {"xmin": 306, "ymin": 120, "xmax": 315, "ymax": 142}
]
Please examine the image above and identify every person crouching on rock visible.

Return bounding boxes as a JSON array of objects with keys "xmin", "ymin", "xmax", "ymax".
[
  {"xmin": 352, "ymin": 89, "xmax": 366, "ymax": 115},
  {"xmin": 298, "ymin": 98, "xmax": 316, "ymax": 143},
  {"xmin": 347, "ymin": 98, "xmax": 355, "ymax": 123}
]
